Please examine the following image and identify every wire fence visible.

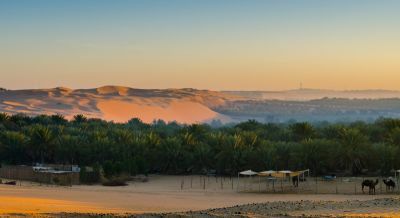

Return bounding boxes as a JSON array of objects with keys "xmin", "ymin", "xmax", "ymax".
[{"xmin": 179, "ymin": 175, "xmax": 400, "ymax": 195}]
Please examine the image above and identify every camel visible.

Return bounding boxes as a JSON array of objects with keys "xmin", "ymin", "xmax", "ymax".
[
  {"xmin": 383, "ymin": 178, "xmax": 396, "ymax": 192},
  {"xmin": 292, "ymin": 176, "xmax": 306, "ymax": 187},
  {"xmin": 362, "ymin": 179, "xmax": 379, "ymax": 195}
]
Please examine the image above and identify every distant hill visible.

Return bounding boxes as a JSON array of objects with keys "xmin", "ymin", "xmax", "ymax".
[
  {"xmin": 223, "ymin": 89, "xmax": 400, "ymax": 101},
  {"xmin": 1, "ymin": 86, "xmax": 400, "ymax": 123}
]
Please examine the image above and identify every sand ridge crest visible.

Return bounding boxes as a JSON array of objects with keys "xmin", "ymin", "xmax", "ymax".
[{"xmin": 0, "ymin": 85, "xmax": 239, "ymax": 123}]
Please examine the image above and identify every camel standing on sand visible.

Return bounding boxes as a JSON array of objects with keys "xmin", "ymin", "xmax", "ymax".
[
  {"xmin": 362, "ymin": 179, "xmax": 379, "ymax": 195},
  {"xmin": 292, "ymin": 176, "xmax": 306, "ymax": 187},
  {"xmin": 383, "ymin": 178, "xmax": 396, "ymax": 192}
]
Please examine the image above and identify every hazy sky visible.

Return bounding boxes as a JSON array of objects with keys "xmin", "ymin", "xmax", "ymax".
[{"xmin": 1, "ymin": 0, "xmax": 399, "ymax": 90}]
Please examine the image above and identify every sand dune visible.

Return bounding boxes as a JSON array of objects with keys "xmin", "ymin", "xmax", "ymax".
[{"xmin": 0, "ymin": 86, "xmax": 237, "ymax": 123}]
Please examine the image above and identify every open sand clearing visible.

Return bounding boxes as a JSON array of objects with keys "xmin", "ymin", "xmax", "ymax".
[
  {"xmin": 0, "ymin": 175, "xmax": 399, "ymax": 217},
  {"xmin": 97, "ymin": 99, "xmax": 224, "ymax": 123}
]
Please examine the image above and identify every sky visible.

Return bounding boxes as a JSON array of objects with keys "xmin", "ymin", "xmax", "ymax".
[{"xmin": 1, "ymin": 0, "xmax": 399, "ymax": 91}]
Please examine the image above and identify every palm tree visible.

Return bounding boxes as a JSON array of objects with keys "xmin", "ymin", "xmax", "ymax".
[
  {"xmin": 338, "ymin": 128, "xmax": 370, "ymax": 175},
  {"xmin": 0, "ymin": 131, "xmax": 28, "ymax": 164},
  {"xmin": 73, "ymin": 114, "xmax": 87, "ymax": 124},
  {"xmin": 29, "ymin": 125, "xmax": 55, "ymax": 163},
  {"xmin": 0, "ymin": 112, "xmax": 10, "ymax": 122},
  {"xmin": 290, "ymin": 122, "xmax": 315, "ymax": 142},
  {"xmin": 51, "ymin": 114, "xmax": 67, "ymax": 125}
]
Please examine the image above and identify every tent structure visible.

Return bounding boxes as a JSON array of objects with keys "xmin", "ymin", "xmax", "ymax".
[
  {"xmin": 258, "ymin": 170, "xmax": 309, "ymax": 179},
  {"xmin": 258, "ymin": 170, "xmax": 276, "ymax": 176},
  {"xmin": 237, "ymin": 170, "xmax": 258, "ymax": 191},
  {"xmin": 237, "ymin": 169, "xmax": 310, "ymax": 192},
  {"xmin": 239, "ymin": 170, "xmax": 258, "ymax": 176}
]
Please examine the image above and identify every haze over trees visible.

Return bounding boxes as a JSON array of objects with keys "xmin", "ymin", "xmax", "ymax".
[{"xmin": 0, "ymin": 113, "xmax": 399, "ymax": 178}]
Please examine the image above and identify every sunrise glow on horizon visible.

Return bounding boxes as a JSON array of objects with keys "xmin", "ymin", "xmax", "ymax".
[{"xmin": 1, "ymin": 0, "xmax": 400, "ymax": 91}]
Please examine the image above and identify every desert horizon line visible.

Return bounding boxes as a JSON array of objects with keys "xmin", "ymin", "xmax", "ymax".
[{"xmin": 2, "ymin": 85, "xmax": 400, "ymax": 93}]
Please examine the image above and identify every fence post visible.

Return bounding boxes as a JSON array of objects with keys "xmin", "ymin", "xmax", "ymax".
[
  {"xmin": 336, "ymin": 178, "xmax": 338, "ymax": 194},
  {"xmin": 181, "ymin": 176, "xmax": 184, "ymax": 190},
  {"xmin": 354, "ymin": 182, "xmax": 357, "ymax": 195}
]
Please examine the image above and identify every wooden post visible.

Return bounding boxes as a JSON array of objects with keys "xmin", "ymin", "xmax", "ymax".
[
  {"xmin": 237, "ymin": 173, "xmax": 240, "ymax": 192},
  {"xmin": 335, "ymin": 178, "xmax": 338, "ymax": 194},
  {"xmin": 315, "ymin": 177, "xmax": 318, "ymax": 194},
  {"xmin": 181, "ymin": 176, "xmax": 184, "ymax": 190},
  {"xmin": 354, "ymin": 182, "xmax": 357, "ymax": 195},
  {"xmin": 272, "ymin": 179, "xmax": 275, "ymax": 192},
  {"xmin": 190, "ymin": 176, "xmax": 193, "ymax": 188},
  {"xmin": 220, "ymin": 177, "xmax": 223, "ymax": 190}
]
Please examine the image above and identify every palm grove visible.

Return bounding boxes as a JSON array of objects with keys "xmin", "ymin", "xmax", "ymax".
[{"xmin": 1, "ymin": 113, "xmax": 400, "ymax": 180}]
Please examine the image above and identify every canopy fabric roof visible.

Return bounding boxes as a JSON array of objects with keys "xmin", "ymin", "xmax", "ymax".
[
  {"xmin": 240, "ymin": 169, "xmax": 309, "ymax": 177},
  {"xmin": 239, "ymin": 170, "xmax": 258, "ymax": 176},
  {"xmin": 258, "ymin": 170, "xmax": 277, "ymax": 176},
  {"xmin": 257, "ymin": 169, "xmax": 308, "ymax": 178},
  {"xmin": 289, "ymin": 171, "xmax": 303, "ymax": 177},
  {"xmin": 278, "ymin": 170, "xmax": 292, "ymax": 174}
]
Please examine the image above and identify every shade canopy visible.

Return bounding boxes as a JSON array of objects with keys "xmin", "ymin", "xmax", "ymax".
[
  {"xmin": 239, "ymin": 170, "xmax": 258, "ymax": 176},
  {"xmin": 258, "ymin": 170, "xmax": 277, "ymax": 176},
  {"xmin": 278, "ymin": 170, "xmax": 292, "ymax": 174},
  {"xmin": 257, "ymin": 169, "xmax": 309, "ymax": 178}
]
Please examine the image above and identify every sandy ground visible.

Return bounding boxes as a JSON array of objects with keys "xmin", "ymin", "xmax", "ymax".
[{"xmin": 0, "ymin": 175, "xmax": 399, "ymax": 217}]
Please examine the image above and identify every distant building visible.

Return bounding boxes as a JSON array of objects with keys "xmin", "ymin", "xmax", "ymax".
[{"xmin": 0, "ymin": 164, "xmax": 80, "ymax": 185}]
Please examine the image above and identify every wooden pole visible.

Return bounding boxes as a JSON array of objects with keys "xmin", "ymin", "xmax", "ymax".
[
  {"xmin": 272, "ymin": 179, "xmax": 275, "ymax": 192},
  {"xmin": 354, "ymin": 182, "xmax": 357, "ymax": 195},
  {"xmin": 181, "ymin": 176, "xmax": 184, "ymax": 190},
  {"xmin": 336, "ymin": 177, "xmax": 338, "ymax": 194},
  {"xmin": 236, "ymin": 173, "xmax": 239, "ymax": 192}
]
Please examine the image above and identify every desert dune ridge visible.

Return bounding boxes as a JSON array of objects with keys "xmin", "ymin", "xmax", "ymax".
[
  {"xmin": 3, "ymin": 86, "xmax": 400, "ymax": 124},
  {"xmin": 0, "ymin": 86, "xmax": 239, "ymax": 123}
]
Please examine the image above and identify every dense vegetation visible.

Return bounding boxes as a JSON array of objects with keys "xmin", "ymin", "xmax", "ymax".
[
  {"xmin": 0, "ymin": 113, "xmax": 400, "ymax": 178},
  {"xmin": 215, "ymin": 98, "xmax": 400, "ymax": 122}
]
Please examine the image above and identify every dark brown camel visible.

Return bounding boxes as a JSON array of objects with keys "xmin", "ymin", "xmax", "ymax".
[
  {"xmin": 292, "ymin": 176, "xmax": 306, "ymax": 187},
  {"xmin": 383, "ymin": 178, "xmax": 396, "ymax": 192},
  {"xmin": 362, "ymin": 179, "xmax": 379, "ymax": 195}
]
